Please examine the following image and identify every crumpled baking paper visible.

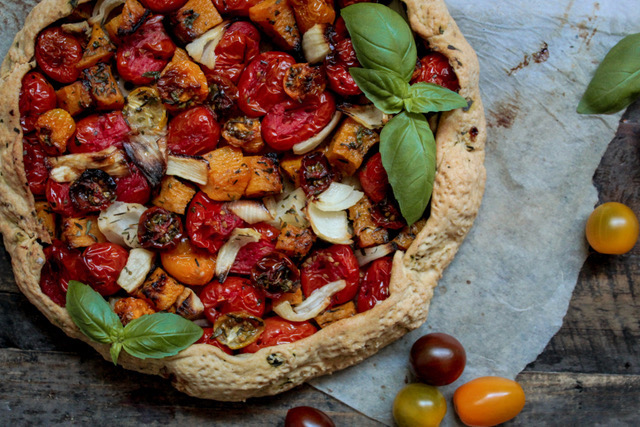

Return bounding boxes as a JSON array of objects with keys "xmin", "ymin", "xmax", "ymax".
[{"xmin": 310, "ymin": 0, "xmax": 636, "ymax": 424}]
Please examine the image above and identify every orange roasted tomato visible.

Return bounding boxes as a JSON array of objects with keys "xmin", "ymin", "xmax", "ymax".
[
  {"xmin": 160, "ymin": 238, "xmax": 216, "ymax": 286},
  {"xmin": 453, "ymin": 376, "xmax": 525, "ymax": 426},
  {"xmin": 585, "ymin": 202, "xmax": 639, "ymax": 254}
]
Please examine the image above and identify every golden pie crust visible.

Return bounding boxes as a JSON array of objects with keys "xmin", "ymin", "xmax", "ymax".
[{"xmin": 0, "ymin": 0, "xmax": 486, "ymax": 400}]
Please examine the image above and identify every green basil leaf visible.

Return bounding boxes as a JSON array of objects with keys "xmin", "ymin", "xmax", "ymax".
[
  {"xmin": 110, "ymin": 342, "xmax": 123, "ymax": 366},
  {"xmin": 578, "ymin": 32, "xmax": 640, "ymax": 114},
  {"xmin": 66, "ymin": 280, "xmax": 123, "ymax": 345},
  {"xmin": 122, "ymin": 312, "xmax": 203, "ymax": 360},
  {"xmin": 342, "ymin": 3, "xmax": 417, "ymax": 82},
  {"xmin": 405, "ymin": 82, "xmax": 468, "ymax": 113},
  {"xmin": 349, "ymin": 68, "xmax": 408, "ymax": 114},
  {"xmin": 380, "ymin": 112, "xmax": 436, "ymax": 225}
]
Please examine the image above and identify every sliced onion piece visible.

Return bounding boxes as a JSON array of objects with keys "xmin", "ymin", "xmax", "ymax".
[
  {"xmin": 355, "ymin": 243, "xmax": 395, "ymax": 267},
  {"xmin": 264, "ymin": 188, "xmax": 309, "ymax": 228},
  {"xmin": 89, "ymin": 0, "xmax": 125, "ymax": 25},
  {"xmin": 227, "ymin": 200, "xmax": 274, "ymax": 224},
  {"xmin": 185, "ymin": 21, "xmax": 230, "ymax": 69},
  {"xmin": 338, "ymin": 102, "xmax": 390, "ymax": 130},
  {"xmin": 166, "ymin": 154, "xmax": 209, "ymax": 185},
  {"xmin": 123, "ymin": 86, "xmax": 168, "ymax": 134},
  {"xmin": 306, "ymin": 202, "xmax": 353, "ymax": 244},
  {"xmin": 47, "ymin": 146, "xmax": 130, "ymax": 182},
  {"xmin": 215, "ymin": 228, "xmax": 262, "ymax": 283},
  {"xmin": 98, "ymin": 202, "xmax": 147, "ymax": 247},
  {"xmin": 273, "ymin": 280, "xmax": 346, "ymax": 322},
  {"xmin": 117, "ymin": 248, "xmax": 155, "ymax": 293},
  {"xmin": 315, "ymin": 182, "xmax": 364, "ymax": 212},
  {"xmin": 302, "ymin": 23, "xmax": 331, "ymax": 63},
  {"xmin": 293, "ymin": 111, "xmax": 342, "ymax": 155},
  {"xmin": 124, "ymin": 132, "xmax": 167, "ymax": 187},
  {"xmin": 61, "ymin": 21, "xmax": 91, "ymax": 37}
]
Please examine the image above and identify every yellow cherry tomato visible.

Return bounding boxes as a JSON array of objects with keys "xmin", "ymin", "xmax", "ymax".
[
  {"xmin": 585, "ymin": 202, "xmax": 639, "ymax": 254},
  {"xmin": 453, "ymin": 376, "xmax": 525, "ymax": 426},
  {"xmin": 160, "ymin": 238, "xmax": 216, "ymax": 285},
  {"xmin": 393, "ymin": 383, "xmax": 447, "ymax": 427}
]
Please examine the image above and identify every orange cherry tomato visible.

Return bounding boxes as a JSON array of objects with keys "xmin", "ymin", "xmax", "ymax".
[
  {"xmin": 160, "ymin": 238, "xmax": 216, "ymax": 286},
  {"xmin": 585, "ymin": 202, "xmax": 639, "ymax": 254},
  {"xmin": 453, "ymin": 376, "xmax": 525, "ymax": 426}
]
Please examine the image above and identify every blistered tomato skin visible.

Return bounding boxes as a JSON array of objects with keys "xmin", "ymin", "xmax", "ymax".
[
  {"xmin": 199, "ymin": 277, "xmax": 265, "ymax": 324},
  {"xmin": 46, "ymin": 180, "xmax": 85, "ymax": 217},
  {"xmin": 213, "ymin": 21, "xmax": 261, "ymax": 84},
  {"xmin": 359, "ymin": 152, "xmax": 390, "ymax": 204},
  {"xmin": 35, "ymin": 27, "xmax": 82, "ymax": 83},
  {"xmin": 393, "ymin": 383, "xmax": 447, "ymax": 427},
  {"xmin": 69, "ymin": 169, "xmax": 117, "ymax": 213},
  {"xmin": 71, "ymin": 112, "xmax": 130, "ymax": 154},
  {"xmin": 300, "ymin": 152, "xmax": 334, "ymax": 198},
  {"xmin": 357, "ymin": 257, "xmax": 392, "ymax": 313},
  {"xmin": 140, "ymin": 0, "xmax": 187, "ymax": 13},
  {"xmin": 454, "ymin": 377, "xmax": 526, "ymax": 426},
  {"xmin": 410, "ymin": 333, "xmax": 466, "ymax": 386},
  {"xmin": 585, "ymin": 202, "xmax": 639, "ymax": 254},
  {"xmin": 19, "ymin": 71, "xmax": 57, "ymax": 133},
  {"xmin": 241, "ymin": 316, "xmax": 317, "ymax": 353},
  {"xmin": 284, "ymin": 406, "xmax": 335, "ymax": 427},
  {"xmin": 82, "ymin": 243, "xmax": 129, "ymax": 296},
  {"xmin": 40, "ymin": 240, "xmax": 87, "ymax": 307},
  {"xmin": 167, "ymin": 106, "xmax": 220, "ymax": 155},
  {"xmin": 115, "ymin": 164, "xmax": 151, "ymax": 204},
  {"xmin": 301, "ymin": 244, "xmax": 360, "ymax": 306},
  {"xmin": 411, "ymin": 52, "xmax": 461, "ymax": 92},
  {"xmin": 22, "ymin": 134, "xmax": 48, "ymax": 196},
  {"xmin": 186, "ymin": 192, "xmax": 246, "ymax": 253},
  {"xmin": 137, "ymin": 206, "xmax": 184, "ymax": 250},
  {"xmin": 196, "ymin": 327, "xmax": 234, "ymax": 354},
  {"xmin": 325, "ymin": 39, "xmax": 362, "ymax": 96}
]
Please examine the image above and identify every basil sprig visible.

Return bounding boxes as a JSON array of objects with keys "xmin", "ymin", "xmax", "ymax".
[
  {"xmin": 578, "ymin": 33, "xmax": 640, "ymax": 114},
  {"xmin": 66, "ymin": 281, "xmax": 202, "ymax": 365},
  {"xmin": 342, "ymin": 3, "xmax": 467, "ymax": 225}
]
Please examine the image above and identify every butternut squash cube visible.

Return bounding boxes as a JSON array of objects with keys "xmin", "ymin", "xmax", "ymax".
[
  {"xmin": 137, "ymin": 267, "xmax": 185, "ymax": 311},
  {"xmin": 279, "ymin": 154, "xmax": 303, "ymax": 188},
  {"xmin": 275, "ymin": 223, "xmax": 316, "ymax": 258},
  {"xmin": 35, "ymin": 201, "xmax": 56, "ymax": 240},
  {"xmin": 314, "ymin": 301, "xmax": 357, "ymax": 329},
  {"xmin": 75, "ymin": 23, "xmax": 116, "ymax": 70},
  {"xmin": 171, "ymin": 0, "xmax": 223, "ymax": 43},
  {"xmin": 392, "ymin": 218, "xmax": 428, "ymax": 251},
  {"xmin": 326, "ymin": 118, "xmax": 379, "ymax": 176},
  {"xmin": 114, "ymin": 297, "xmax": 155, "ymax": 325},
  {"xmin": 199, "ymin": 146, "xmax": 251, "ymax": 201},
  {"xmin": 153, "ymin": 176, "xmax": 196, "ymax": 215},
  {"xmin": 249, "ymin": 0, "xmax": 300, "ymax": 51},
  {"xmin": 56, "ymin": 81, "xmax": 94, "ymax": 117},
  {"xmin": 61, "ymin": 216, "xmax": 107, "ymax": 248},
  {"xmin": 244, "ymin": 156, "xmax": 283, "ymax": 198},
  {"xmin": 348, "ymin": 196, "xmax": 389, "ymax": 248},
  {"xmin": 82, "ymin": 63, "xmax": 125, "ymax": 111},
  {"xmin": 104, "ymin": 0, "xmax": 149, "ymax": 42}
]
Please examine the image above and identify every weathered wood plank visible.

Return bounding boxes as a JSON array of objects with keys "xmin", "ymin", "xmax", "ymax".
[{"xmin": 0, "ymin": 245, "xmax": 18, "ymax": 293}]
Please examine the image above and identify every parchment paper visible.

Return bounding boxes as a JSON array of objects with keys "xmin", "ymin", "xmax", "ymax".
[{"xmin": 310, "ymin": 0, "xmax": 638, "ymax": 424}]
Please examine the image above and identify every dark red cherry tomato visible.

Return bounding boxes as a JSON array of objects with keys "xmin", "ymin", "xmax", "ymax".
[
  {"xmin": 35, "ymin": 27, "xmax": 82, "ymax": 83},
  {"xmin": 241, "ymin": 316, "xmax": 317, "ymax": 353},
  {"xmin": 251, "ymin": 252, "xmax": 300, "ymax": 298},
  {"xmin": 230, "ymin": 240, "xmax": 277, "ymax": 275},
  {"xmin": 372, "ymin": 198, "xmax": 406, "ymax": 230},
  {"xmin": 196, "ymin": 327, "xmax": 234, "ymax": 354},
  {"xmin": 410, "ymin": 333, "xmax": 466, "ymax": 386},
  {"xmin": 206, "ymin": 73, "xmax": 241, "ymax": 119},
  {"xmin": 237, "ymin": 51, "xmax": 296, "ymax": 117},
  {"xmin": 140, "ymin": 0, "xmax": 187, "ymax": 13},
  {"xmin": 114, "ymin": 163, "xmax": 151, "ymax": 204},
  {"xmin": 40, "ymin": 240, "xmax": 87, "ymax": 307},
  {"xmin": 212, "ymin": 0, "xmax": 261, "ymax": 15},
  {"xmin": 285, "ymin": 406, "xmax": 336, "ymax": 427},
  {"xmin": 301, "ymin": 245, "xmax": 360, "ymax": 306},
  {"xmin": 325, "ymin": 39, "xmax": 362, "ymax": 96},
  {"xmin": 46, "ymin": 180, "xmax": 85, "ymax": 217},
  {"xmin": 69, "ymin": 169, "xmax": 117, "ymax": 213},
  {"xmin": 71, "ymin": 111, "xmax": 130, "ymax": 154},
  {"xmin": 357, "ymin": 257, "xmax": 392, "ymax": 313},
  {"xmin": 199, "ymin": 276, "xmax": 266, "ymax": 324},
  {"xmin": 330, "ymin": 17, "xmax": 348, "ymax": 44},
  {"xmin": 186, "ymin": 192, "xmax": 246, "ymax": 253},
  {"xmin": 262, "ymin": 92, "xmax": 336, "ymax": 151},
  {"xmin": 22, "ymin": 134, "xmax": 48, "ymax": 196},
  {"xmin": 138, "ymin": 206, "xmax": 183, "ymax": 249},
  {"xmin": 116, "ymin": 15, "xmax": 177, "ymax": 85},
  {"xmin": 337, "ymin": 0, "xmax": 373, "ymax": 8},
  {"xmin": 359, "ymin": 153, "xmax": 389, "ymax": 204},
  {"xmin": 19, "ymin": 71, "xmax": 57, "ymax": 133},
  {"xmin": 167, "ymin": 106, "xmax": 220, "ymax": 155},
  {"xmin": 213, "ymin": 22, "xmax": 261, "ymax": 84},
  {"xmin": 252, "ymin": 222, "xmax": 280, "ymax": 243},
  {"xmin": 300, "ymin": 152, "xmax": 334, "ymax": 198},
  {"xmin": 82, "ymin": 242, "xmax": 128, "ymax": 296},
  {"xmin": 411, "ymin": 52, "xmax": 460, "ymax": 92}
]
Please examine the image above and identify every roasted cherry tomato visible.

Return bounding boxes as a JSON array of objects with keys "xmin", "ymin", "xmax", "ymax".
[
  {"xmin": 301, "ymin": 244, "xmax": 360, "ymax": 306},
  {"xmin": 167, "ymin": 106, "xmax": 220, "ymax": 155},
  {"xmin": 359, "ymin": 152, "xmax": 389, "ymax": 204},
  {"xmin": 231, "ymin": 240, "xmax": 277, "ymax": 275},
  {"xmin": 207, "ymin": 73, "xmax": 241, "ymax": 120},
  {"xmin": 251, "ymin": 252, "xmax": 300, "ymax": 298},
  {"xmin": 140, "ymin": 0, "xmax": 187, "ymax": 13},
  {"xmin": 357, "ymin": 257, "xmax": 392, "ymax": 313},
  {"xmin": 393, "ymin": 383, "xmax": 447, "ymax": 427},
  {"xmin": 337, "ymin": 0, "xmax": 373, "ymax": 8},
  {"xmin": 300, "ymin": 152, "xmax": 334, "ymax": 198},
  {"xmin": 241, "ymin": 316, "xmax": 317, "ymax": 353},
  {"xmin": 35, "ymin": 27, "xmax": 82, "ymax": 83},
  {"xmin": 40, "ymin": 240, "xmax": 87, "ymax": 307},
  {"xmin": 196, "ymin": 327, "xmax": 234, "ymax": 354},
  {"xmin": 71, "ymin": 111, "xmax": 130, "ymax": 154},
  {"xmin": 410, "ymin": 333, "xmax": 466, "ymax": 386},
  {"xmin": 69, "ymin": 169, "xmax": 117, "ymax": 213},
  {"xmin": 22, "ymin": 134, "xmax": 48, "ymax": 196},
  {"xmin": 212, "ymin": 0, "xmax": 261, "ymax": 15},
  {"xmin": 237, "ymin": 52, "xmax": 296, "ymax": 117},
  {"xmin": 186, "ymin": 192, "xmax": 246, "ymax": 253},
  {"xmin": 114, "ymin": 163, "xmax": 151, "ymax": 204},
  {"xmin": 35, "ymin": 108, "xmax": 76, "ymax": 156},
  {"xmin": 411, "ymin": 52, "xmax": 460, "ymax": 92},
  {"xmin": 329, "ymin": 17, "xmax": 348, "ymax": 44},
  {"xmin": 137, "ymin": 206, "xmax": 183, "ymax": 249},
  {"xmin": 116, "ymin": 15, "xmax": 177, "ymax": 85},
  {"xmin": 283, "ymin": 63, "xmax": 327, "ymax": 102},
  {"xmin": 453, "ymin": 377, "xmax": 526, "ymax": 426},
  {"xmin": 161, "ymin": 237, "xmax": 216, "ymax": 286},
  {"xmin": 212, "ymin": 22, "xmax": 261, "ymax": 84},
  {"xmin": 82, "ymin": 242, "xmax": 129, "ymax": 296},
  {"xmin": 585, "ymin": 202, "xmax": 639, "ymax": 254},
  {"xmin": 325, "ymin": 39, "xmax": 362, "ymax": 96},
  {"xmin": 285, "ymin": 406, "xmax": 335, "ymax": 427},
  {"xmin": 252, "ymin": 222, "xmax": 280, "ymax": 243},
  {"xmin": 213, "ymin": 312, "xmax": 265, "ymax": 350},
  {"xmin": 199, "ymin": 277, "xmax": 266, "ymax": 324},
  {"xmin": 46, "ymin": 180, "xmax": 84, "ymax": 217},
  {"xmin": 19, "ymin": 71, "xmax": 57, "ymax": 133},
  {"xmin": 372, "ymin": 197, "xmax": 406, "ymax": 230},
  {"xmin": 262, "ymin": 92, "xmax": 336, "ymax": 151}
]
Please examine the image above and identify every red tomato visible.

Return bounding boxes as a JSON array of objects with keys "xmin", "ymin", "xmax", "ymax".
[
  {"xmin": 337, "ymin": 0, "xmax": 373, "ymax": 8},
  {"xmin": 241, "ymin": 316, "xmax": 317, "ymax": 353},
  {"xmin": 411, "ymin": 52, "xmax": 460, "ymax": 92},
  {"xmin": 453, "ymin": 377, "xmax": 526, "ymax": 426},
  {"xmin": 140, "ymin": 0, "xmax": 187, "ymax": 13},
  {"xmin": 138, "ymin": 206, "xmax": 184, "ymax": 249},
  {"xmin": 82, "ymin": 243, "xmax": 129, "ymax": 296},
  {"xmin": 71, "ymin": 111, "xmax": 130, "ymax": 154},
  {"xmin": 357, "ymin": 257, "xmax": 392, "ymax": 312},
  {"xmin": 300, "ymin": 152, "xmax": 334, "ymax": 198},
  {"xmin": 186, "ymin": 192, "xmax": 246, "ymax": 253},
  {"xmin": 213, "ymin": 22, "xmax": 261, "ymax": 84},
  {"xmin": 115, "ymin": 163, "xmax": 151, "ymax": 204},
  {"xmin": 301, "ymin": 245, "xmax": 360, "ymax": 306},
  {"xmin": 330, "ymin": 17, "xmax": 349, "ymax": 44},
  {"xmin": 35, "ymin": 27, "xmax": 82, "ymax": 83},
  {"xmin": 206, "ymin": 73, "xmax": 241, "ymax": 119},
  {"xmin": 46, "ymin": 180, "xmax": 85, "ymax": 217},
  {"xmin": 199, "ymin": 276, "xmax": 266, "ymax": 324},
  {"xmin": 40, "ymin": 240, "xmax": 87, "ymax": 307},
  {"xmin": 262, "ymin": 92, "xmax": 336, "ymax": 151},
  {"xmin": 359, "ymin": 152, "xmax": 389, "ymax": 204},
  {"xmin": 410, "ymin": 333, "xmax": 466, "ymax": 386},
  {"xmin": 212, "ymin": 0, "xmax": 261, "ymax": 15},
  {"xmin": 196, "ymin": 327, "xmax": 234, "ymax": 354},
  {"xmin": 116, "ymin": 15, "xmax": 176, "ymax": 85},
  {"xmin": 19, "ymin": 71, "xmax": 57, "ymax": 133},
  {"xmin": 372, "ymin": 198, "xmax": 406, "ymax": 230},
  {"xmin": 237, "ymin": 52, "xmax": 296, "ymax": 117},
  {"xmin": 230, "ymin": 240, "xmax": 277, "ymax": 275},
  {"xmin": 22, "ymin": 134, "xmax": 48, "ymax": 196},
  {"xmin": 325, "ymin": 39, "xmax": 362, "ymax": 96},
  {"xmin": 69, "ymin": 169, "xmax": 117, "ymax": 213},
  {"xmin": 167, "ymin": 106, "xmax": 220, "ymax": 155},
  {"xmin": 252, "ymin": 222, "xmax": 280, "ymax": 243},
  {"xmin": 285, "ymin": 407, "xmax": 335, "ymax": 427}
]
